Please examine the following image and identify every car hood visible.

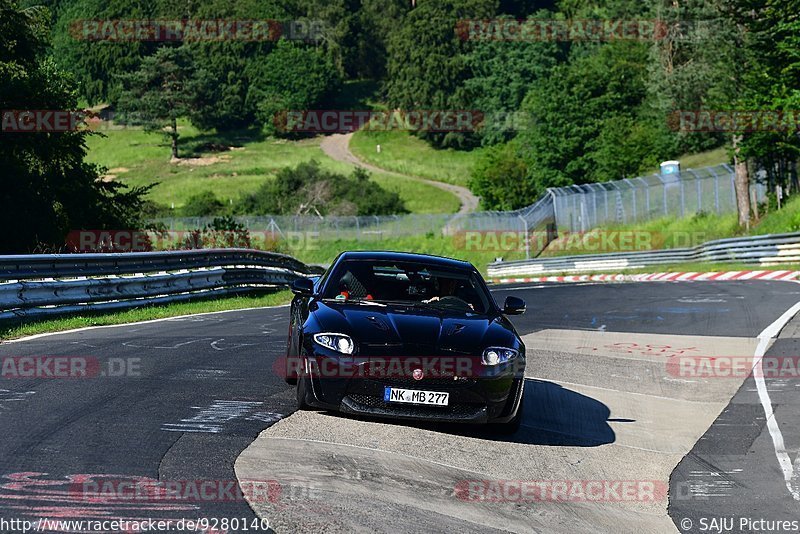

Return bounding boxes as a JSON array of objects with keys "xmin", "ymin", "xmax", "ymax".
[{"xmin": 310, "ymin": 300, "xmax": 516, "ymax": 355}]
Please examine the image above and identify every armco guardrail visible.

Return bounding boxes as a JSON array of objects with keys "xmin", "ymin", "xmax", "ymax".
[
  {"xmin": 487, "ymin": 232, "xmax": 800, "ymax": 278},
  {"xmin": 0, "ymin": 249, "xmax": 324, "ymax": 321}
]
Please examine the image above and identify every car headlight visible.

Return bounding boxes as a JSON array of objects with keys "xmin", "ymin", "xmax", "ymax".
[
  {"xmin": 482, "ymin": 347, "xmax": 518, "ymax": 366},
  {"xmin": 313, "ymin": 333, "xmax": 355, "ymax": 354}
]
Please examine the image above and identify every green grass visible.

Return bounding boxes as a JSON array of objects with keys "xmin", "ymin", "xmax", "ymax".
[
  {"xmin": 645, "ymin": 147, "xmax": 729, "ymax": 173},
  {"xmin": 84, "ymin": 123, "xmax": 459, "ymax": 214},
  {"xmin": 286, "ymin": 234, "xmax": 527, "ymax": 274},
  {"xmin": 750, "ymin": 196, "xmax": 800, "ymax": 235},
  {"xmin": 678, "ymin": 147, "xmax": 728, "ymax": 169},
  {"xmin": 349, "ymin": 136, "xmax": 727, "ymax": 190},
  {"xmin": 0, "ymin": 290, "xmax": 292, "ymax": 341},
  {"xmin": 541, "ymin": 193, "xmax": 800, "ymax": 258},
  {"xmin": 349, "ymin": 129, "xmax": 485, "ymax": 186},
  {"xmin": 542, "ymin": 212, "xmax": 741, "ymax": 257}
]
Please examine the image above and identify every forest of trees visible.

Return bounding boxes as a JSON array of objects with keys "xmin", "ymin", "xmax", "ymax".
[{"xmin": 3, "ymin": 0, "xmax": 799, "ymax": 251}]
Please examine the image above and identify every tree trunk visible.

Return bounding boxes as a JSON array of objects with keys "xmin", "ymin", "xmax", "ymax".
[
  {"xmin": 170, "ymin": 118, "xmax": 179, "ymax": 159},
  {"xmin": 732, "ymin": 134, "xmax": 750, "ymax": 229}
]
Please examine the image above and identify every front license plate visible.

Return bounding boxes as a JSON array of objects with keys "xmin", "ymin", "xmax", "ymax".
[{"xmin": 384, "ymin": 387, "xmax": 449, "ymax": 406}]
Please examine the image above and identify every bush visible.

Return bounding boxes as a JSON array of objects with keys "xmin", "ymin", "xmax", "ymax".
[
  {"xmin": 240, "ymin": 161, "xmax": 407, "ymax": 216},
  {"xmin": 340, "ymin": 168, "xmax": 409, "ymax": 216},
  {"xmin": 469, "ymin": 141, "xmax": 539, "ymax": 210},
  {"xmin": 182, "ymin": 191, "xmax": 225, "ymax": 217}
]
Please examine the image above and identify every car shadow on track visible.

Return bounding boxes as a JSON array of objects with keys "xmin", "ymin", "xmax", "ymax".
[
  {"xmin": 444, "ymin": 379, "xmax": 617, "ymax": 446},
  {"xmin": 494, "ymin": 379, "xmax": 617, "ymax": 446},
  {"xmin": 325, "ymin": 379, "xmax": 618, "ymax": 447}
]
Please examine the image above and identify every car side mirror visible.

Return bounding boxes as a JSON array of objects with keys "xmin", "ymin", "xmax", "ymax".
[
  {"xmin": 503, "ymin": 296, "xmax": 526, "ymax": 315},
  {"xmin": 291, "ymin": 277, "xmax": 314, "ymax": 296}
]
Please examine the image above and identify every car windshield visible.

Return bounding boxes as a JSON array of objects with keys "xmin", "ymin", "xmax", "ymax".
[{"xmin": 321, "ymin": 259, "xmax": 492, "ymax": 314}]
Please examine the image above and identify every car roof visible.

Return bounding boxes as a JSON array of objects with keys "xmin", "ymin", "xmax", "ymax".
[{"xmin": 336, "ymin": 251, "xmax": 474, "ymax": 270}]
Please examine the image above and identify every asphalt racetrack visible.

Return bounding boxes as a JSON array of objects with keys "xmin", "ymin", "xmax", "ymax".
[{"xmin": 1, "ymin": 281, "xmax": 800, "ymax": 533}]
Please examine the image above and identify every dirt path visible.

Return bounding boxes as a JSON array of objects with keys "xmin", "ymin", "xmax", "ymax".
[{"xmin": 320, "ymin": 132, "xmax": 479, "ymax": 214}]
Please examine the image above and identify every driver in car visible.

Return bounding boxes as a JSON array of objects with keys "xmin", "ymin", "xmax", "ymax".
[{"xmin": 423, "ymin": 278, "xmax": 474, "ymax": 310}]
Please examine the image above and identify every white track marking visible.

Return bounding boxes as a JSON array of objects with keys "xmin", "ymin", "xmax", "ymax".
[
  {"xmin": 2, "ymin": 304, "xmax": 290, "ymax": 344},
  {"xmin": 753, "ymin": 300, "xmax": 800, "ymax": 500},
  {"xmin": 122, "ymin": 338, "xmax": 211, "ymax": 350}
]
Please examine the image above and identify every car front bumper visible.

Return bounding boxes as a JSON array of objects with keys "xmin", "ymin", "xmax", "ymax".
[{"xmin": 300, "ymin": 351, "xmax": 525, "ymax": 424}]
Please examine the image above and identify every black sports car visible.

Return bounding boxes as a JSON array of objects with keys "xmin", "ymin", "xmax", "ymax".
[{"xmin": 283, "ymin": 251, "xmax": 527, "ymax": 431}]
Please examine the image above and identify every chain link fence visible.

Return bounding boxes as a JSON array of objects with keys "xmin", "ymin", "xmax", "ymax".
[
  {"xmin": 551, "ymin": 164, "xmax": 766, "ymax": 233},
  {"xmin": 152, "ymin": 164, "xmax": 764, "ymax": 258}
]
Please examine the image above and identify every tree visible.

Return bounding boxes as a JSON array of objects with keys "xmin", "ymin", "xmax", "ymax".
[
  {"xmin": 247, "ymin": 39, "xmax": 341, "ymax": 135},
  {"xmin": 116, "ymin": 46, "xmax": 210, "ymax": 159},
  {"xmin": 177, "ymin": 0, "xmax": 291, "ymax": 131},
  {"xmin": 647, "ymin": 0, "xmax": 752, "ymax": 226},
  {"xmin": 385, "ymin": 0, "xmax": 498, "ymax": 148},
  {"xmin": 50, "ymin": 0, "xmax": 158, "ymax": 104},
  {"xmin": 462, "ymin": 15, "xmax": 561, "ymax": 146},
  {"xmin": 350, "ymin": 0, "xmax": 410, "ymax": 79},
  {"xmin": 722, "ymin": 0, "xmax": 800, "ymax": 223},
  {"xmin": 516, "ymin": 41, "xmax": 659, "ymax": 188},
  {"xmin": 649, "ymin": 0, "xmax": 800, "ymax": 227},
  {"xmin": 0, "ymin": 0, "xmax": 150, "ymax": 253}
]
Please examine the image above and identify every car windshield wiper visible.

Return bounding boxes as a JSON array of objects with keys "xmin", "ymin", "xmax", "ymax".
[
  {"xmin": 352, "ymin": 299, "xmax": 387, "ymax": 306},
  {"xmin": 321, "ymin": 298, "xmax": 387, "ymax": 306},
  {"xmin": 373, "ymin": 299, "xmax": 440, "ymax": 310}
]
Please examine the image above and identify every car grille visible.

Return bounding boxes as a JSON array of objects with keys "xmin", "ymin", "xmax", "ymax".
[
  {"xmin": 345, "ymin": 394, "xmax": 484, "ymax": 419},
  {"xmin": 379, "ymin": 376, "xmax": 477, "ymax": 388}
]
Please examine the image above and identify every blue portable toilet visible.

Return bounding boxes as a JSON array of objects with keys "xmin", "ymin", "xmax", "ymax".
[{"xmin": 660, "ymin": 160, "xmax": 680, "ymax": 177}]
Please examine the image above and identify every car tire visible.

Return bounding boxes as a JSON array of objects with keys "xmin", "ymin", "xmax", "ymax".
[
  {"xmin": 296, "ymin": 374, "xmax": 311, "ymax": 410},
  {"xmin": 284, "ymin": 355, "xmax": 298, "ymax": 385}
]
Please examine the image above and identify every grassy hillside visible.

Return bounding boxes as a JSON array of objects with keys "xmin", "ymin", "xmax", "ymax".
[
  {"xmin": 349, "ymin": 133, "xmax": 728, "ymax": 192},
  {"xmin": 644, "ymin": 147, "xmax": 729, "ymax": 173},
  {"xmin": 84, "ymin": 123, "xmax": 460, "ymax": 214},
  {"xmin": 349, "ymin": 130, "xmax": 484, "ymax": 186}
]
